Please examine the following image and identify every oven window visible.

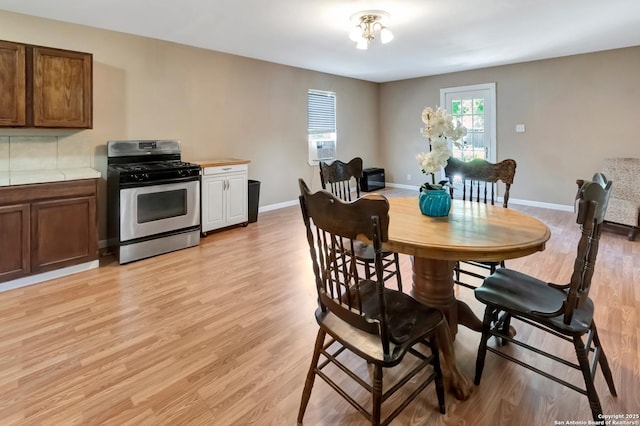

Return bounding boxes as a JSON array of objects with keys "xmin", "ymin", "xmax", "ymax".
[{"xmin": 137, "ymin": 189, "xmax": 187, "ymax": 223}]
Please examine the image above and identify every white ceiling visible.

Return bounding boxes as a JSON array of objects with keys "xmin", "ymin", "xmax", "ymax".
[{"xmin": 1, "ymin": 0, "xmax": 639, "ymax": 83}]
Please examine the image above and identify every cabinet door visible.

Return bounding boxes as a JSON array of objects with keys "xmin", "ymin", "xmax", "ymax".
[
  {"xmin": 0, "ymin": 41, "xmax": 26, "ymax": 126},
  {"xmin": 0, "ymin": 204, "xmax": 30, "ymax": 282},
  {"xmin": 31, "ymin": 46, "xmax": 92, "ymax": 128},
  {"xmin": 201, "ymin": 175, "xmax": 226, "ymax": 232},
  {"xmin": 226, "ymin": 172, "xmax": 248, "ymax": 226},
  {"xmin": 31, "ymin": 196, "xmax": 98, "ymax": 274}
]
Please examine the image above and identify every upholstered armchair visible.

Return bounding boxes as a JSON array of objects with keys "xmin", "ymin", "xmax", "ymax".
[{"xmin": 602, "ymin": 158, "xmax": 640, "ymax": 241}]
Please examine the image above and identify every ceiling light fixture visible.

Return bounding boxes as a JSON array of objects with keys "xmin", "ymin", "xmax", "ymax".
[{"xmin": 349, "ymin": 10, "xmax": 394, "ymax": 50}]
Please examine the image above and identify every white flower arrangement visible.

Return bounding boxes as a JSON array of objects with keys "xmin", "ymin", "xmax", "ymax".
[{"xmin": 416, "ymin": 106, "xmax": 467, "ymax": 187}]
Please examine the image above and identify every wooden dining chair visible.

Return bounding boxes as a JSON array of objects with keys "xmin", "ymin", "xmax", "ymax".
[
  {"xmin": 297, "ymin": 178, "xmax": 445, "ymax": 425},
  {"xmin": 473, "ymin": 174, "xmax": 617, "ymax": 422},
  {"xmin": 444, "ymin": 157, "xmax": 517, "ymax": 289},
  {"xmin": 319, "ymin": 157, "xmax": 402, "ymax": 291}
]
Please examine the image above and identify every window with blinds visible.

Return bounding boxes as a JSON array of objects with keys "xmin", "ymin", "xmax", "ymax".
[{"xmin": 307, "ymin": 90, "xmax": 336, "ymax": 165}]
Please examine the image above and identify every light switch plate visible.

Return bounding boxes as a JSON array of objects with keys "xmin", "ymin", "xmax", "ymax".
[{"xmin": 516, "ymin": 124, "xmax": 526, "ymax": 133}]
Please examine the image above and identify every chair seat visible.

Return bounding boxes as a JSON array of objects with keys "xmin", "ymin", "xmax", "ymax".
[
  {"xmin": 475, "ymin": 268, "xmax": 595, "ymax": 335},
  {"xmin": 319, "ymin": 280, "xmax": 443, "ymax": 365}
]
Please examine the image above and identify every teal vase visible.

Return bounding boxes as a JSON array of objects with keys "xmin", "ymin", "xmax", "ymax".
[{"xmin": 419, "ymin": 189, "xmax": 451, "ymax": 217}]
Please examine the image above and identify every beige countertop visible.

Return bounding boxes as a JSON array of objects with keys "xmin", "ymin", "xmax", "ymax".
[
  {"xmin": 190, "ymin": 158, "xmax": 251, "ymax": 168},
  {"xmin": 0, "ymin": 168, "xmax": 101, "ymax": 187}
]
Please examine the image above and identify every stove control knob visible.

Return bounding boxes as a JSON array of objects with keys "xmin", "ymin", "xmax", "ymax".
[{"xmin": 141, "ymin": 173, "xmax": 150, "ymax": 181}]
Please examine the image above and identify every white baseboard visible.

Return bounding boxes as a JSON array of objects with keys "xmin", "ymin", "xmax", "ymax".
[
  {"xmin": 506, "ymin": 197, "xmax": 574, "ymax": 212},
  {"xmin": 0, "ymin": 260, "xmax": 99, "ymax": 293},
  {"xmin": 259, "ymin": 199, "xmax": 299, "ymax": 213},
  {"xmin": 386, "ymin": 182, "xmax": 420, "ymax": 190}
]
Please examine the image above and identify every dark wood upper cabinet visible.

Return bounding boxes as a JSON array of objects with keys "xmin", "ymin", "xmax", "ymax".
[
  {"xmin": 30, "ymin": 46, "xmax": 93, "ymax": 128},
  {"xmin": 0, "ymin": 40, "xmax": 26, "ymax": 126},
  {"xmin": 0, "ymin": 40, "xmax": 92, "ymax": 129}
]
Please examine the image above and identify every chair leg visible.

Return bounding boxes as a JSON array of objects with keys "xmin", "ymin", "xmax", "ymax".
[
  {"xmin": 474, "ymin": 307, "xmax": 494, "ymax": 385},
  {"xmin": 364, "ymin": 260, "xmax": 372, "ymax": 280},
  {"xmin": 497, "ymin": 311, "xmax": 512, "ymax": 346},
  {"xmin": 573, "ymin": 334, "xmax": 603, "ymax": 422},
  {"xmin": 393, "ymin": 252, "xmax": 402, "ymax": 292},
  {"xmin": 297, "ymin": 329, "xmax": 326, "ymax": 424},
  {"xmin": 429, "ymin": 337, "xmax": 446, "ymax": 414},
  {"xmin": 372, "ymin": 364, "xmax": 383, "ymax": 426},
  {"xmin": 591, "ymin": 322, "xmax": 617, "ymax": 396}
]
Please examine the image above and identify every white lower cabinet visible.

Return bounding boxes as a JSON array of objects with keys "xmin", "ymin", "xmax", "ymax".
[{"xmin": 201, "ymin": 164, "xmax": 248, "ymax": 233}]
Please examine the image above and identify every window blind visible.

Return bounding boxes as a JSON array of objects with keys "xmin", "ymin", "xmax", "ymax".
[{"xmin": 308, "ymin": 90, "xmax": 336, "ymax": 134}]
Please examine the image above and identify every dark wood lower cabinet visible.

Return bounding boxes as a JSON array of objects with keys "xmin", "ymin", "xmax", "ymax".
[
  {"xmin": 0, "ymin": 204, "xmax": 30, "ymax": 282},
  {"xmin": 0, "ymin": 179, "xmax": 98, "ymax": 283},
  {"xmin": 31, "ymin": 196, "xmax": 97, "ymax": 274}
]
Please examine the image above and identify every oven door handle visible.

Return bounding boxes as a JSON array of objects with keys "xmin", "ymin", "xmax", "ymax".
[{"xmin": 119, "ymin": 175, "xmax": 201, "ymax": 188}]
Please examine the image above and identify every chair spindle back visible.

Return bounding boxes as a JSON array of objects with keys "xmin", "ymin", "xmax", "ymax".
[
  {"xmin": 444, "ymin": 157, "xmax": 516, "ymax": 207},
  {"xmin": 564, "ymin": 174, "xmax": 612, "ymax": 324},
  {"xmin": 319, "ymin": 157, "xmax": 363, "ymax": 201},
  {"xmin": 298, "ymin": 178, "xmax": 393, "ymax": 351}
]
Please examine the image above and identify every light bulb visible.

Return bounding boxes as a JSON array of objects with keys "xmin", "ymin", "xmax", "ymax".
[
  {"xmin": 356, "ymin": 38, "xmax": 368, "ymax": 50},
  {"xmin": 380, "ymin": 27, "xmax": 394, "ymax": 44},
  {"xmin": 349, "ymin": 26, "xmax": 363, "ymax": 42}
]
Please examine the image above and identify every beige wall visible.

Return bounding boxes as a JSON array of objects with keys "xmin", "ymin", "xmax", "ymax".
[
  {"xmin": 379, "ymin": 46, "xmax": 640, "ymax": 206},
  {"xmin": 0, "ymin": 11, "xmax": 380, "ymax": 239},
  {"xmin": 3, "ymin": 9, "xmax": 640, "ymax": 239}
]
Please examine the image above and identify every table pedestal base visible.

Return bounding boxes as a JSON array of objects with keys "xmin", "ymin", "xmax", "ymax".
[
  {"xmin": 411, "ymin": 257, "xmax": 482, "ymax": 337},
  {"xmin": 410, "ymin": 256, "xmax": 477, "ymax": 400}
]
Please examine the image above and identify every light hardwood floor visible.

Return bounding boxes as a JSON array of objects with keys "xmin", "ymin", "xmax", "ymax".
[{"xmin": 0, "ymin": 187, "xmax": 638, "ymax": 425}]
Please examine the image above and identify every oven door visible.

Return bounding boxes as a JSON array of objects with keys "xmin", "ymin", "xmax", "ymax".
[{"xmin": 119, "ymin": 179, "xmax": 200, "ymax": 242}]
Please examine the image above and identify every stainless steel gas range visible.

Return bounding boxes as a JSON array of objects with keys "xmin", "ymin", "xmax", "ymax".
[{"xmin": 107, "ymin": 140, "xmax": 201, "ymax": 264}]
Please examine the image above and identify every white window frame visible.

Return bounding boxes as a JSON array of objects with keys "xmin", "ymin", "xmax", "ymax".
[{"xmin": 440, "ymin": 82, "xmax": 496, "ymax": 162}]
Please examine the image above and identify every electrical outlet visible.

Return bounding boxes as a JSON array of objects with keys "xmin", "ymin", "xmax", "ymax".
[
  {"xmin": 407, "ymin": 174, "xmax": 411, "ymax": 181},
  {"xmin": 516, "ymin": 124, "xmax": 526, "ymax": 133}
]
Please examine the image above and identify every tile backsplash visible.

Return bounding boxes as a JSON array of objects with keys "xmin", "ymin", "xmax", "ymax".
[
  {"xmin": 0, "ymin": 137, "xmax": 8, "ymax": 171},
  {"xmin": 0, "ymin": 135, "xmax": 91, "ymax": 171}
]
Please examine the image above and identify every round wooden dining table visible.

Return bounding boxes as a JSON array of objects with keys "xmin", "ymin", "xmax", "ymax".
[
  {"xmin": 381, "ymin": 196, "xmax": 551, "ymax": 400},
  {"xmin": 386, "ymin": 197, "xmax": 551, "ymax": 337}
]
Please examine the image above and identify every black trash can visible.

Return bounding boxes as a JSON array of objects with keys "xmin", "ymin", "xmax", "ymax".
[{"xmin": 248, "ymin": 180, "xmax": 261, "ymax": 223}]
